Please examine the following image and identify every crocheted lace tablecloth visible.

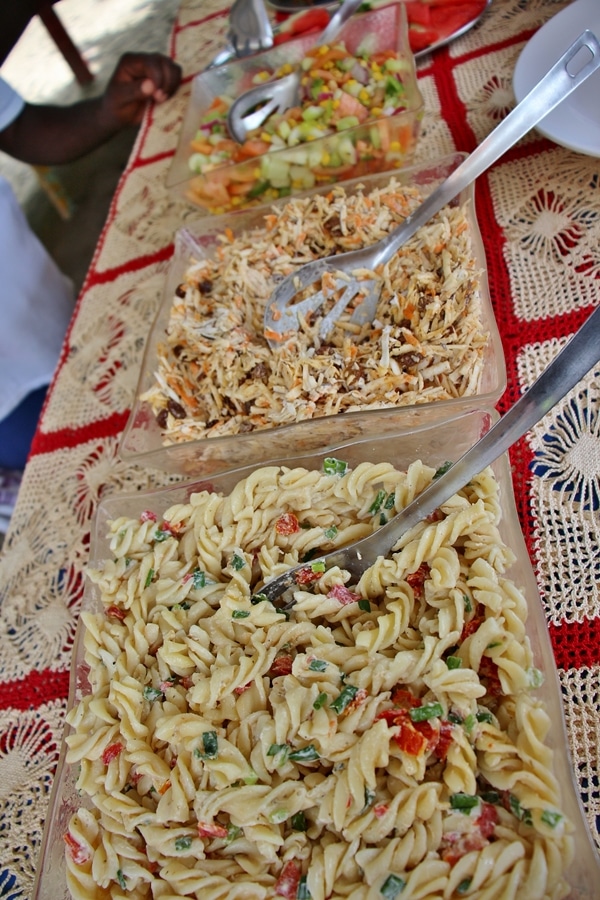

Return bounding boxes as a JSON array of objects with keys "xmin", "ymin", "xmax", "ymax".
[{"xmin": 0, "ymin": 0, "xmax": 598, "ymax": 896}]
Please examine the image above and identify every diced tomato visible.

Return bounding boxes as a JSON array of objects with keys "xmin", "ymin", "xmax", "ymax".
[
  {"xmin": 460, "ymin": 615, "xmax": 484, "ymax": 642},
  {"xmin": 274, "ymin": 860, "xmax": 302, "ymax": 899},
  {"xmin": 336, "ymin": 92, "xmax": 369, "ymax": 122},
  {"xmin": 377, "ymin": 707, "xmax": 438, "ymax": 756},
  {"xmin": 63, "ymin": 832, "xmax": 90, "ymax": 865},
  {"xmin": 373, "ymin": 803, "xmax": 389, "ymax": 818},
  {"xmin": 327, "ymin": 584, "xmax": 360, "ymax": 606},
  {"xmin": 390, "ymin": 687, "xmax": 420, "ymax": 708},
  {"xmin": 198, "ymin": 821, "xmax": 229, "ymax": 839},
  {"xmin": 479, "ymin": 656, "xmax": 503, "ymax": 697},
  {"xmin": 129, "ymin": 770, "xmax": 143, "ymax": 785},
  {"xmin": 269, "ymin": 655, "xmax": 293, "ymax": 677},
  {"xmin": 101, "ymin": 742, "xmax": 124, "ymax": 765},
  {"xmin": 106, "ymin": 605, "xmax": 126, "ymax": 620},
  {"xmin": 294, "ymin": 566, "xmax": 322, "ymax": 585},
  {"xmin": 234, "ymin": 682, "xmax": 252, "ymax": 695},
  {"xmin": 436, "ymin": 721, "xmax": 454, "ymax": 761},
  {"xmin": 406, "ymin": 563, "xmax": 430, "ymax": 599},
  {"xmin": 181, "ymin": 675, "xmax": 194, "ymax": 689},
  {"xmin": 275, "ymin": 513, "xmax": 300, "ymax": 535},
  {"xmin": 476, "ymin": 802, "xmax": 499, "ymax": 838},
  {"xmin": 140, "ymin": 509, "xmax": 157, "ymax": 522},
  {"xmin": 442, "ymin": 825, "xmax": 489, "ymax": 864}
]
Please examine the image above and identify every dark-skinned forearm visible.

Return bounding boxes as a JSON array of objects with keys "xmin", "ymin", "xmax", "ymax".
[{"xmin": 0, "ymin": 96, "xmax": 127, "ymax": 166}]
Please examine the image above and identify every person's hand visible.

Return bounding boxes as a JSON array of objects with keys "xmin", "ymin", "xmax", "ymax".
[{"xmin": 102, "ymin": 52, "xmax": 182, "ymax": 127}]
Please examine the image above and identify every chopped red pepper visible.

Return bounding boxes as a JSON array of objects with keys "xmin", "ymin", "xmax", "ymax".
[
  {"xmin": 327, "ymin": 583, "xmax": 360, "ymax": 606},
  {"xmin": 476, "ymin": 801, "xmax": 499, "ymax": 838},
  {"xmin": 373, "ymin": 803, "xmax": 389, "ymax": 818},
  {"xmin": 294, "ymin": 566, "xmax": 322, "ymax": 585},
  {"xmin": 234, "ymin": 682, "xmax": 252, "ymax": 695},
  {"xmin": 63, "ymin": 832, "xmax": 90, "ymax": 865},
  {"xmin": 158, "ymin": 780, "xmax": 171, "ymax": 795},
  {"xmin": 390, "ymin": 687, "xmax": 420, "ymax": 708},
  {"xmin": 275, "ymin": 512, "xmax": 300, "ymax": 535},
  {"xmin": 105, "ymin": 605, "xmax": 126, "ymax": 620},
  {"xmin": 269, "ymin": 655, "xmax": 294, "ymax": 677},
  {"xmin": 460, "ymin": 615, "xmax": 484, "ymax": 642},
  {"xmin": 441, "ymin": 802, "xmax": 497, "ymax": 864},
  {"xmin": 101, "ymin": 741, "xmax": 124, "ymax": 765},
  {"xmin": 436, "ymin": 721, "xmax": 454, "ymax": 761},
  {"xmin": 140, "ymin": 509, "xmax": 157, "ymax": 522},
  {"xmin": 377, "ymin": 708, "xmax": 438, "ymax": 756},
  {"xmin": 343, "ymin": 687, "xmax": 368, "ymax": 716},
  {"xmin": 406, "ymin": 563, "xmax": 430, "ymax": 598},
  {"xmin": 181, "ymin": 675, "xmax": 194, "ymax": 690},
  {"xmin": 274, "ymin": 860, "xmax": 302, "ymax": 899},
  {"xmin": 198, "ymin": 821, "xmax": 229, "ymax": 839}
]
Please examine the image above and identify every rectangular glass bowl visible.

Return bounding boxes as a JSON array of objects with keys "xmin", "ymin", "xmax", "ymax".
[
  {"xmin": 33, "ymin": 405, "xmax": 600, "ymax": 900},
  {"xmin": 166, "ymin": 2, "xmax": 424, "ymax": 215},
  {"xmin": 120, "ymin": 153, "xmax": 506, "ymax": 475}
]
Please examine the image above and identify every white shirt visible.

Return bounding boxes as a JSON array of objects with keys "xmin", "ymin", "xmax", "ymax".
[{"xmin": 0, "ymin": 75, "xmax": 74, "ymax": 421}]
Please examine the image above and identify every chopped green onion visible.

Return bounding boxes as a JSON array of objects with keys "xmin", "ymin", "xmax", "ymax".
[
  {"xmin": 231, "ymin": 553, "xmax": 246, "ymax": 570},
  {"xmin": 313, "ymin": 692, "xmax": 328, "ymax": 710},
  {"xmin": 267, "ymin": 743, "xmax": 289, "ymax": 760},
  {"xmin": 226, "ymin": 824, "xmax": 242, "ymax": 843},
  {"xmin": 457, "ymin": 878, "xmax": 472, "ymax": 894},
  {"xmin": 385, "ymin": 492, "xmax": 396, "ymax": 510},
  {"xmin": 289, "ymin": 744, "xmax": 320, "ymax": 762},
  {"xmin": 297, "ymin": 875, "xmax": 311, "ymax": 899},
  {"xmin": 369, "ymin": 489, "xmax": 386, "ymax": 514},
  {"xmin": 232, "ymin": 609, "xmax": 250, "ymax": 619},
  {"xmin": 192, "ymin": 568, "xmax": 207, "ymax": 589},
  {"xmin": 527, "ymin": 667, "xmax": 544, "ymax": 688},
  {"xmin": 446, "ymin": 656, "xmax": 462, "ymax": 669},
  {"xmin": 243, "ymin": 770, "xmax": 258, "ymax": 785},
  {"xmin": 433, "ymin": 461, "xmax": 452, "ymax": 479},
  {"xmin": 330, "ymin": 684, "xmax": 359, "ymax": 714},
  {"xmin": 251, "ymin": 592, "xmax": 269, "ymax": 605},
  {"xmin": 311, "ymin": 561, "xmax": 326, "ymax": 574},
  {"xmin": 380, "ymin": 873, "xmax": 406, "ymax": 898},
  {"xmin": 447, "ymin": 710, "xmax": 463, "ymax": 724},
  {"xmin": 486, "ymin": 641, "xmax": 502, "ymax": 649},
  {"xmin": 308, "ymin": 659, "xmax": 328, "ymax": 672},
  {"xmin": 324, "ymin": 526, "xmax": 338, "ymax": 539},
  {"xmin": 463, "ymin": 713, "xmax": 476, "ymax": 733},
  {"xmin": 323, "ymin": 457, "xmax": 348, "ymax": 476},
  {"xmin": 291, "ymin": 811, "xmax": 308, "ymax": 831},
  {"xmin": 143, "ymin": 685, "xmax": 163, "ymax": 702},
  {"xmin": 379, "ymin": 512, "xmax": 387, "ymax": 525},
  {"xmin": 247, "ymin": 180, "xmax": 270, "ymax": 199},
  {"xmin": 476, "ymin": 709, "xmax": 493, "ymax": 723},
  {"xmin": 153, "ymin": 528, "xmax": 170, "ymax": 542},
  {"xmin": 480, "ymin": 790, "xmax": 500, "ymax": 804},
  {"xmin": 450, "ymin": 793, "xmax": 479, "ymax": 812},
  {"xmin": 116, "ymin": 869, "xmax": 126, "ymax": 890},
  {"xmin": 358, "ymin": 599, "xmax": 371, "ymax": 612},
  {"xmin": 509, "ymin": 794, "xmax": 533, "ymax": 825},
  {"xmin": 144, "ymin": 568, "xmax": 155, "ymax": 588},
  {"xmin": 360, "ymin": 786, "xmax": 376, "ymax": 814},
  {"xmin": 409, "ymin": 702, "xmax": 443, "ymax": 722},
  {"xmin": 463, "ymin": 595, "xmax": 472, "ymax": 613},
  {"xmin": 196, "ymin": 731, "xmax": 218, "ymax": 759},
  {"xmin": 175, "ymin": 836, "xmax": 192, "ymax": 851},
  {"xmin": 541, "ymin": 810, "xmax": 563, "ymax": 828}
]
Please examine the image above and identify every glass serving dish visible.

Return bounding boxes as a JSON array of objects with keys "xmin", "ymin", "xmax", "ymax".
[
  {"xmin": 33, "ymin": 405, "xmax": 600, "ymax": 899},
  {"xmin": 120, "ymin": 153, "xmax": 506, "ymax": 475},
  {"xmin": 166, "ymin": 3, "xmax": 424, "ymax": 215}
]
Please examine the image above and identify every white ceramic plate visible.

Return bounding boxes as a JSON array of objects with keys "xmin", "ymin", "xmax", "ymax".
[{"xmin": 513, "ymin": 0, "xmax": 600, "ymax": 156}]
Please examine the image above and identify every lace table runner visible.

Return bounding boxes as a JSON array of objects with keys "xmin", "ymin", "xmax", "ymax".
[{"xmin": 0, "ymin": 0, "xmax": 598, "ymax": 895}]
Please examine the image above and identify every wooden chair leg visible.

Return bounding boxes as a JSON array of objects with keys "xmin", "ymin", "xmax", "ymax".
[{"xmin": 37, "ymin": 4, "xmax": 94, "ymax": 85}]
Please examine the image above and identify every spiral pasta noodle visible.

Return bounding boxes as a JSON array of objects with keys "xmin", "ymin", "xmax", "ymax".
[{"xmin": 64, "ymin": 460, "xmax": 574, "ymax": 899}]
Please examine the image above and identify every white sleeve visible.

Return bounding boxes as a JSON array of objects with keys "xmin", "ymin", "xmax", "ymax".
[{"xmin": 0, "ymin": 75, "xmax": 25, "ymax": 130}]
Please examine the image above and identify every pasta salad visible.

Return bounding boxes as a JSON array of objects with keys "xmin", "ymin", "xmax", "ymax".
[{"xmin": 64, "ymin": 458, "xmax": 573, "ymax": 899}]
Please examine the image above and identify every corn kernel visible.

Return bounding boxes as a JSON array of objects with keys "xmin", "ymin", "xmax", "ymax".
[
  {"xmin": 321, "ymin": 152, "xmax": 331, "ymax": 165},
  {"xmin": 280, "ymin": 62, "xmax": 293, "ymax": 74},
  {"xmin": 318, "ymin": 45, "xmax": 329, "ymax": 55},
  {"xmin": 371, "ymin": 107, "xmax": 382, "ymax": 117},
  {"xmin": 260, "ymin": 133, "xmax": 271, "ymax": 143},
  {"xmin": 373, "ymin": 71, "xmax": 384, "ymax": 81},
  {"xmin": 390, "ymin": 141, "xmax": 401, "ymax": 152},
  {"xmin": 359, "ymin": 89, "xmax": 369, "ymax": 104},
  {"xmin": 332, "ymin": 99, "xmax": 340, "ymax": 109},
  {"xmin": 347, "ymin": 79, "xmax": 357, "ymax": 88},
  {"xmin": 231, "ymin": 196, "xmax": 242, "ymax": 206},
  {"xmin": 372, "ymin": 61, "xmax": 380, "ymax": 71}
]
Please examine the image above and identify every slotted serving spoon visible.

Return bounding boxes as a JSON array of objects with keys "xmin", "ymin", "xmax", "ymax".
[
  {"xmin": 255, "ymin": 303, "xmax": 600, "ymax": 607},
  {"xmin": 263, "ymin": 29, "xmax": 600, "ymax": 347},
  {"xmin": 227, "ymin": 0, "xmax": 364, "ymax": 142}
]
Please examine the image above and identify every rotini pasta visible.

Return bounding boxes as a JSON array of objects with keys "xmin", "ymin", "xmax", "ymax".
[{"xmin": 64, "ymin": 459, "xmax": 574, "ymax": 899}]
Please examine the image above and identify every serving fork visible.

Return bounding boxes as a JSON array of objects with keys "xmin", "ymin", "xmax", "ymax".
[
  {"xmin": 205, "ymin": 0, "xmax": 274, "ymax": 69},
  {"xmin": 263, "ymin": 29, "xmax": 600, "ymax": 346},
  {"xmin": 255, "ymin": 303, "xmax": 600, "ymax": 608}
]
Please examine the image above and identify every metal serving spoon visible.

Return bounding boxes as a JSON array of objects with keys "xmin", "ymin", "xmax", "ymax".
[
  {"xmin": 254, "ymin": 303, "xmax": 600, "ymax": 606},
  {"xmin": 205, "ymin": 0, "xmax": 274, "ymax": 69},
  {"xmin": 227, "ymin": 0, "xmax": 364, "ymax": 142},
  {"xmin": 263, "ymin": 29, "xmax": 600, "ymax": 347}
]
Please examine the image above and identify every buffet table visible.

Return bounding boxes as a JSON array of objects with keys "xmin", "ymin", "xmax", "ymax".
[{"xmin": 0, "ymin": 0, "xmax": 598, "ymax": 894}]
